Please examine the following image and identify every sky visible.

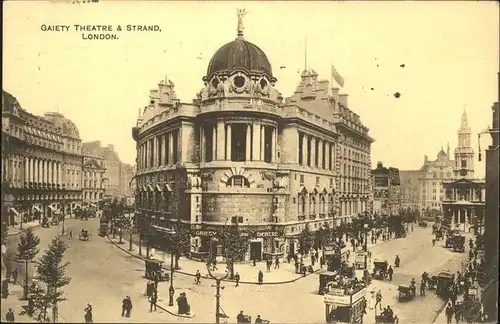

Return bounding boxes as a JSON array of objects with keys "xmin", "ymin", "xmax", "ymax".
[{"xmin": 3, "ymin": 1, "xmax": 499, "ymax": 178}]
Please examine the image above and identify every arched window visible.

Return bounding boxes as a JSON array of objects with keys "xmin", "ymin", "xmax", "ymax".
[
  {"xmin": 226, "ymin": 175, "xmax": 250, "ymax": 188},
  {"xmin": 310, "ymin": 194, "xmax": 316, "ymax": 214},
  {"xmin": 321, "ymin": 195, "xmax": 326, "ymax": 213}
]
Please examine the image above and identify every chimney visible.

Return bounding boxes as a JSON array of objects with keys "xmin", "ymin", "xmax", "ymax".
[
  {"xmin": 377, "ymin": 161, "xmax": 383, "ymax": 169},
  {"xmin": 447, "ymin": 142, "xmax": 450, "ymax": 157},
  {"xmin": 339, "ymin": 94, "xmax": 348, "ymax": 107},
  {"xmin": 107, "ymin": 144, "xmax": 114, "ymax": 151},
  {"xmin": 424, "ymin": 155, "xmax": 428, "ymax": 162}
]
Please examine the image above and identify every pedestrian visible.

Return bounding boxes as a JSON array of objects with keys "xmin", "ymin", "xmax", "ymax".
[
  {"xmin": 311, "ymin": 254, "xmax": 315, "ymax": 267},
  {"xmin": 84, "ymin": 303, "xmax": 93, "ymax": 323},
  {"xmin": 69, "ymin": 230, "xmax": 73, "ymax": 240},
  {"xmin": 274, "ymin": 258, "xmax": 280, "ymax": 269},
  {"xmin": 432, "ymin": 239, "xmax": 436, "ymax": 246},
  {"xmin": 252, "ymin": 258, "xmax": 256, "ymax": 266},
  {"xmin": 387, "ymin": 266, "xmax": 393, "ymax": 281},
  {"xmin": 212, "ymin": 259, "xmax": 218, "ymax": 271},
  {"xmin": 258, "ymin": 270, "xmax": 263, "ymax": 285},
  {"xmin": 5, "ymin": 308, "xmax": 14, "ymax": 323},
  {"xmin": 255, "ymin": 314, "xmax": 263, "ymax": 323},
  {"xmin": 234, "ymin": 272, "xmax": 240, "ymax": 287},
  {"xmin": 11, "ymin": 269, "xmax": 18, "ymax": 285},
  {"xmin": 195, "ymin": 270, "xmax": 201, "ymax": 285},
  {"xmin": 320, "ymin": 256, "xmax": 325, "ymax": 269},
  {"xmin": 420, "ymin": 280, "xmax": 426, "ymax": 296},
  {"xmin": 375, "ymin": 290, "xmax": 382, "ymax": 311},
  {"xmin": 446, "ymin": 303, "xmax": 454, "ymax": 324},
  {"xmin": 294, "ymin": 262, "xmax": 299, "ymax": 274},
  {"xmin": 454, "ymin": 307, "xmax": 461, "ymax": 324},
  {"xmin": 149, "ymin": 292, "xmax": 157, "ymax": 312}
]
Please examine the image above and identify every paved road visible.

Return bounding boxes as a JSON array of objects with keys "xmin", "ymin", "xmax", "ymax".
[{"xmin": 3, "ymin": 220, "xmax": 471, "ymax": 323}]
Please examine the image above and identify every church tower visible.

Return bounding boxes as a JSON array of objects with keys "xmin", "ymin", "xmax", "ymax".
[{"xmin": 454, "ymin": 110, "xmax": 475, "ymax": 178}]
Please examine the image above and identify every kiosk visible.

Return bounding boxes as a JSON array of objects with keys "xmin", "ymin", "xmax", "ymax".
[{"xmin": 324, "ymin": 287, "xmax": 366, "ymax": 323}]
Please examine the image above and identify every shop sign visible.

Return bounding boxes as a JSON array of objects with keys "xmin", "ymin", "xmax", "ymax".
[
  {"xmin": 324, "ymin": 288, "xmax": 366, "ymax": 305},
  {"xmin": 256, "ymin": 232, "xmax": 279, "ymax": 238},
  {"xmin": 330, "ymin": 288, "xmax": 345, "ymax": 296},
  {"xmin": 194, "ymin": 230, "xmax": 217, "ymax": 237},
  {"xmin": 355, "ymin": 251, "xmax": 366, "ymax": 263}
]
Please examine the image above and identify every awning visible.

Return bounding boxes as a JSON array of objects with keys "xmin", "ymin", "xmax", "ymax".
[
  {"xmin": 75, "ymin": 204, "xmax": 82, "ymax": 208},
  {"xmin": 164, "ymin": 184, "xmax": 173, "ymax": 192},
  {"xmin": 48, "ymin": 206, "xmax": 57, "ymax": 212},
  {"xmin": 148, "ymin": 184, "xmax": 154, "ymax": 192},
  {"xmin": 142, "ymin": 185, "xmax": 147, "ymax": 192},
  {"xmin": 90, "ymin": 203, "xmax": 97, "ymax": 208},
  {"xmin": 155, "ymin": 184, "xmax": 162, "ymax": 192},
  {"xmin": 33, "ymin": 206, "xmax": 41, "ymax": 212},
  {"xmin": 9, "ymin": 208, "xmax": 19, "ymax": 216}
]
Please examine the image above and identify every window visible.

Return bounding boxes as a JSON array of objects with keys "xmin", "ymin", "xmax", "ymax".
[
  {"xmin": 329, "ymin": 143, "xmax": 333, "ymax": 170},
  {"xmin": 204, "ymin": 125, "xmax": 214, "ymax": 162},
  {"xmin": 461, "ymin": 158, "xmax": 467, "ymax": 168},
  {"xmin": 306, "ymin": 137, "xmax": 311, "ymax": 166},
  {"xmin": 225, "ymin": 176, "xmax": 250, "ymax": 188},
  {"xmin": 300, "ymin": 175, "xmax": 304, "ymax": 185},
  {"xmin": 433, "ymin": 189, "xmax": 436, "ymax": 193},
  {"xmin": 433, "ymin": 172, "xmax": 437, "ymax": 178},
  {"xmin": 298, "ymin": 133, "xmax": 304, "ymax": 165},
  {"xmin": 231, "ymin": 124, "xmax": 248, "ymax": 162},
  {"xmin": 172, "ymin": 130, "xmax": 179, "ymax": 163},
  {"xmin": 316, "ymin": 177, "xmax": 320, "ymax": 186},
  {"xmin": 314, "ymin": 139, "xmax": 319, "ymax": 167}
]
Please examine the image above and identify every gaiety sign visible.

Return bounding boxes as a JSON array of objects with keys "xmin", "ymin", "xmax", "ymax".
[{"xmin": 194, "ymin": 230, "xmax": 279, "ymax": 238}]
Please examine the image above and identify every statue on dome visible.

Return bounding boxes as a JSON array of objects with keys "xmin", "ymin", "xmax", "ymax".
[
  {"xmin": 236, "ymin": 8, "xmax": 247, "ymax": 36},
  {"xmin": 216, "ymin": 81, "xmax": 225, "ymax": 97}
]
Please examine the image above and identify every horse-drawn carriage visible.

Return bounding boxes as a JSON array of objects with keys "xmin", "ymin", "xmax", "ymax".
[
  {"xmin": 397, "ymin": 284, "xmax": 415, "ymax": 301},
  {"xmin": 372, "ymin": 260, "xmax": 389, "ymax": 280},
  {"xmin": 452, "ymin": 235, "xmax": 465, "ymax": 252},
  {"xmin": 418, "ymin": 220, "xmax": 428, "ymax": 228},
  {"xmin": 144, "ymin": 259, "xmax": 170, "ymax": 282},
  {"xmin": 79, "ymin": 229, "xmax": 91, "ymax": 241},
  {"xmin": 436, "ymin": 271, "xmax": 455, "ymax": 299},
  {"xmin": 375, "ymin": 314, "xmax": 399, "ymax": 324}
]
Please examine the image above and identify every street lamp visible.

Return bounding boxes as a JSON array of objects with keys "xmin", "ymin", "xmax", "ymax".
[
  {"xmin": 61, "ymin": 199, "xmax": 66, "ymax": 236},
  {"xmin": 206, "ymin": 264, "xmax": 229, "ymax": 324},
  {"xmin": 363, "ymin": 223, "xmax": 369, "ymax": 284}
]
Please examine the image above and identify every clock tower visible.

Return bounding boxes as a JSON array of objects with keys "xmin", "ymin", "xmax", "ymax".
[{"xmin": 454, "ymin": 110, "xmax": 475, "ymax": 179}]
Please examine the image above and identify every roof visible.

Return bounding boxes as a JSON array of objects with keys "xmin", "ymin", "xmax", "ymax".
[{"xmin": 205, "ymin": 37, "xmax": 274, "ymax": 80}]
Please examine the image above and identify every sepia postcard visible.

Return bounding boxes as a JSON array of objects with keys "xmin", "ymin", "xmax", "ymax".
[{"xmin": 1, "ymin": 1, "xmax": 499, "ymax": 323}]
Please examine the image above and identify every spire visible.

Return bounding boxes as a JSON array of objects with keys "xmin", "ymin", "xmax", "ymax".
[
  {"xmin": 460, "ymin": 108, "xmax": 469, "ymax": 130},
  {"xmin": 236, "ymin": 8, "xmax": 247, "ymax": 38},
  {"xmin": 447, "ymin": 142, "xmax": 450, "ymax": 157}
]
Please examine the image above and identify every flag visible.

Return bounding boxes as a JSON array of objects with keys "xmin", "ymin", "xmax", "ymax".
[{"xmin": 331, "ymin": 64, "xmax": 345, "ymax": 87}]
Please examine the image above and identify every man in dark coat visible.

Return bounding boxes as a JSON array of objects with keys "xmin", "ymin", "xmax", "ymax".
[
  {"xmin": 149, "ymin": 292, "xmax": 157, "ymax": 312},
  {"xmin": 236, "ymin": 311, "xmax": 245, "ymax": 323},
  {"xmin": 5, "ymin": 308, "xmax": 15, "ymax": 323},
  {"xmin": 387, "ymin": 266, "xmax": 394, "ymax": 281},
  {"xmin": 258, "ymin": 270, "xmax": 263, "ymax": 285},
  {"xmin": 445, "ymin": 303, "xmax": 454, "ymax": 324}
]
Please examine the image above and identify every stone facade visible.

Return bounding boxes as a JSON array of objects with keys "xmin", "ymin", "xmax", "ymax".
[
  {"xmin": 132, "ymin": 17, "xmax": 373, "ymax": 260},
  {"xmin": 81, "ymin": 152, "xmax": 106, "ymax": 207},
  {"xmin": 371, "ymin": 162, "xmax": 401, "ymax": 215},
  {"xmin": 82, "ymin": 141, "xmax": 132, "ymax": 199},
  {"xmin": 1, "ymin": 90, "xmax": 83, "ymax": 225},
  {"xmin": 398, "ymin": 170, "xmax": 420, "ymax": 210}
]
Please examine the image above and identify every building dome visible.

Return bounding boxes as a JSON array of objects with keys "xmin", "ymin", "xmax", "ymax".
[{"xmin": 205, "ymin": 37, "xmax": 275, "ymax": 81}]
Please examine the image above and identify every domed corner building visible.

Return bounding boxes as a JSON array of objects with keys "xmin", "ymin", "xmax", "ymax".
[{"xmin": 132, "ymin": 14, "xmax": 374, "ymax": 261}]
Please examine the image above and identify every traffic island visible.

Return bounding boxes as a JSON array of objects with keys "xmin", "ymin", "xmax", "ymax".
[
  {"xmin": 156, "ymin": 303, "xmax": 195, "ymax": 318},
  {"xmin": 106, "ymin": 235, "xmax": 322, "ymax": 285}
]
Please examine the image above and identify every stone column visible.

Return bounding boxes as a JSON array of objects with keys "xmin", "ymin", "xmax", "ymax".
[
  {"xmin": 326, "ymin": 142, "xmax": 331, "ymax": 170},
  {"xmin": 162, "ymin": 134, "xmax": 167, "ymax": 165},
  {"xmin": 41, "ymin": 160, "xmax": 45, "ymax": 183},
  {"xmin": 271, "ymin": 127, "xmax": 276, "ymax": 162},
  {"xmin": 311, "ymin": 136, "xmax": 316, "ymax": 167},
  {"xmin": 216, "ymin": 121, "xmax": 225, "ymax": 160},
  {"xmin": 260, "ymin": 125, "xmax": 265, "ymax": 161},
  {"xmin": 201, "ymin": 126, "xmax": 206, "ymax": 162},
  {"xmin": 212, "ymin": 125, "xmax": 217, "ymax": 160},
  {"xmin": 302, "ymin": 133, "xmax": 307, "ymax": 165},
  {"xmin": 168, "ymin": 133, "xmax": 174, "ymax": 165},
  {"xmin": 245, "ymin": 124, "xmax": 251, "ymax": 161},
  {"xmin": 59, "ymin": 162, "xmax": 63, "ymax": 186},
  {"xmin": 252, "ymin": 122, "xmax": 261, "ymax": 161},
  {"xmin": 49, "ymin": 161, "xmax": 53, "ymax": 184},
  {"xmin": 226, "ymin": 124, "xmax": 232, "ymax": 161},
  {"xmin": 318, "ymin": 139, "xmax": 323, "ymax": 169},
  {"xmin": 152, "ymin": 137, "xmax": 157, "ymax": 167},
  {"xmin": 25, "ymin": 157, "xmax": 29, "ymax": 184},
  {"xmin": 29, "ymin": 158, "xmax": 33, "ymax": 182}
]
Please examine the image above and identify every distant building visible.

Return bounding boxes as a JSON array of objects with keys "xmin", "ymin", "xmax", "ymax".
[
  {"xmin": 398, "ymin": 170, "xmax": 420, "ymax": 210},
  {"xmin": 81, "ymin": 152, "xmax": 106, "ymax": 208},
  {"xmin": 1, "ymin": 90, "xmax": 83, "ymax": 225},
  {"xmin": 371, "ymin": 162, "xmax": 401, "ymax": 215},
  {"xmin": 81, "ymin": 141, "xmax": 131, "ymax": 199},
  {"xmin": 120, "ymin": 163, "xmax": 135, "ymax": 197}
]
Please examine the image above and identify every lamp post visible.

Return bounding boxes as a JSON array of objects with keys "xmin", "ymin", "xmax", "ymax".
[
  {"xmin": 363, "ymin": 223, "xmax": 369, "ymax": 284},
  {"xmin": 61, "ymin": 199, "xmax": 66, "ymax": 236},
  {"xmin": 206, "ymin": 264, "xmax": 229, "ymax": 324}
]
